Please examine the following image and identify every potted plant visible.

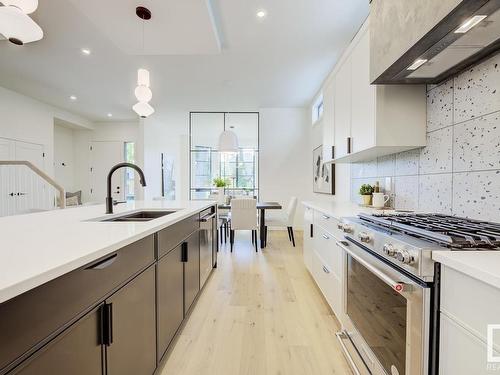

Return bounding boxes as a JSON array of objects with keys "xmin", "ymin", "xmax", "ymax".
[
  {"xmin": 359, "ymin": 184, "xmax": 374, "ymax": 205},
  {"xmin": 213, "ymin": 177, "xmax": 228, "ymax": 203}
]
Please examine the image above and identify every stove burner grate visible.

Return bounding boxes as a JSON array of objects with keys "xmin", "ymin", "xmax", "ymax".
[{"xmin": 359, "ymin": 213, "xmax": 500, "ymax": 249}]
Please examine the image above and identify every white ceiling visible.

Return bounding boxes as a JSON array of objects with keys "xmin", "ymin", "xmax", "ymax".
[{"xmin": 0, "ymin": 0, "xmax": 368, "ymax": 122}]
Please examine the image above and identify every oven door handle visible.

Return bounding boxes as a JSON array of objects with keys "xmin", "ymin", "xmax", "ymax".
[{"xmin": 338, "ymin": 241, "xmax": 409, "ymax": 293}]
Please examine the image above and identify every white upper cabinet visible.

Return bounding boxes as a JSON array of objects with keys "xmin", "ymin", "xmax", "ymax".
[
  {"xmin": 321, "ymin": 17, "xmax": 427, "ymax": 163},
  {"xmin": 350, "ymin": 29, "xmax": 375, "ymax": 154},
  {"xmin": 333, "ymin": 57, "xmax": 351, "ymax": 159}
]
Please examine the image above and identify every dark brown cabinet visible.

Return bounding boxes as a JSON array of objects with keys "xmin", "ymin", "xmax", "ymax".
[
  {"xmin": 1, "ymin": 206, "xmax": 215, "ymax": 375},
  {"xmin": 10, "ymin": 306, "xmax": 103, "ymax": 375},
  {"xmin": 157, "ymin": 245, "xmax": 184, "ymax": 360},
  {"xmin": 183, "ymin": 231, "xmax": 200, "ymax": 314},
  {"xmin": 106, "ymin": 265, "xmax": 156, "ymax": 375}
]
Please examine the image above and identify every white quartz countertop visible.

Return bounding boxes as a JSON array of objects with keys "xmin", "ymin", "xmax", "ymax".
[
  {"xmin": 0, "ymin": 200, "xmax": 214, "ymax": 304},
  {"xmin": 302, "ymin": 200, "xmax": 398, "ymax": 220},
  {"xmin": 433, "ymin": 251, "xmax": 500, "ymax": 289}
]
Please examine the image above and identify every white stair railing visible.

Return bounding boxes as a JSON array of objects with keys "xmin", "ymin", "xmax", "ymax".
[{"xmin": 0, "ymin": 160, "xmax": 65, "ymax": 210}]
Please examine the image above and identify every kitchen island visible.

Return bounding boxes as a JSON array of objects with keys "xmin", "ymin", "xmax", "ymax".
[{"xmin": 0, "ymin": 201, "xmax": 217, "ymax": 375}]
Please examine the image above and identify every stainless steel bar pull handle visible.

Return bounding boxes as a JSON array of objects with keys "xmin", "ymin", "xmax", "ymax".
[
  {"xmin": 343, "ymin": 245, "xmax": 408, "ymax": 293},
  {"xmin": 86, "ymin": 254, "xmax": 118, "ymax": 270}
]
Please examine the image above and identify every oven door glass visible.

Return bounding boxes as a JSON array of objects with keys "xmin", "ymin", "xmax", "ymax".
[{"xmin": 347, "ymin": 254, "xmax": 407, "ymax": 374}]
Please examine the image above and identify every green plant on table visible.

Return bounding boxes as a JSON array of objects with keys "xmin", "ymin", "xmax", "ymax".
[
  {"xmin": 359, "ymin": 184, "xmax": 374, "ymax": 196},
  {"xmin": 213, "ymin": 177, "xmax": 228, "ymax": 188}
]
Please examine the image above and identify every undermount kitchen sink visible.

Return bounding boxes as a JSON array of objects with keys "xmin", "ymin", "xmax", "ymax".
[{"xmin": 97, "ymin": 210, "xmax": 177, "ymax": 222}]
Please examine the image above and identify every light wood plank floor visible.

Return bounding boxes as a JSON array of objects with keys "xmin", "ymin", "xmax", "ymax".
[{"xmin": 159, "ymin": 230, "xmax": 352, "ymax": 375}]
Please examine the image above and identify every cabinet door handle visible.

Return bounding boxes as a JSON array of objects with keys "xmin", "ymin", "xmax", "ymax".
[
  {"xmin": 102, "ymin": 303, "xmax": 113, "ymax": 346},
  {"xmin": 200, "ymin": 212, "xmax": 216, "ymax": 222},
  {"xmin": 181, "ymin": 242, "xmax": 188, "ymax": 262},
  {"xmin": 85, "ymin": 254, "xmax": 118, "ymax": 270},
  {"xmin": 322, "ymin": 234, "xmax": 330, "ymax": 240},
  {"xmin": 347, "ymin": 137, "xmax": 352, "ymax": 154},
  {"xmin": 322, "ymin": 214, "xmax": 330, "ymax": 220},
  {"xmin": 310, "ymin": 224, "xmax": 313, "ymax": 238},
  {"xmin": 322, "ymin": 266, "xmax": 330, "ymax": 274},
  {"xmin": 8, "ymin": 192, "xmax": 14, "ymax": 197}
]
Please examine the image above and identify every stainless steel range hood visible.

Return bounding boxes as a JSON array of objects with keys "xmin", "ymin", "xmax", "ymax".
[{"xmin": 373, "ymin": 0, "xmax": 500, "ymax": 84}]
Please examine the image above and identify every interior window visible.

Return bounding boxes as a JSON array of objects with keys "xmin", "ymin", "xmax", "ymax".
[{"xmin": 189, "ymin": 112, "xmax": 259, "ymax": 200}]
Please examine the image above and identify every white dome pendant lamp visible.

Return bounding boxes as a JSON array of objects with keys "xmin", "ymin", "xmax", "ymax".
[
  {"xmin": 218, "ymin": 128, "xmax": 239, "ymax": 152},
  {"xmin": 0, "ymin": 0, "xmax": 43, "ymax": 45},
  {"xmin": 132, "ymin": 7, "xmax": 154, "ymax": 118}
]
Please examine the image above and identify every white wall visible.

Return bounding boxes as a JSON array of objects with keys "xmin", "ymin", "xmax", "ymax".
[
  {"xmin": 73, "ymin": 121, "xmax": 141, "ymax": 203},
  {"xmin": 309, "ymin": 118, "xmax": 351, "ymax": 203},
  {"xmin": 54, "ymin": 124, "xmax": 76, "ymax": 192},
  {"xmin": 259, "ymin": 108, "xmax": 310, "ymax": 227},
  {"xmin": 142, "ymin": 112, "xmax": 190, "ymax": 201},
  {"xmin": 0, "ymin": 86, "xmax": 93, "ymax": 177},
  {"xmin": 140, "ymin": 108, "xmax": 310, "ymax": 227}
]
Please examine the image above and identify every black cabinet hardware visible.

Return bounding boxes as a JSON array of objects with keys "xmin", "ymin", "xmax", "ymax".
[
  {"xmin": 17, "ymin": 192, "xmax": 27, "ymax": 196},
  {"xmin": 310, "ymin": 224, "xmax": 313, "ymax": 238},
  {"xmin": 181, "ymin": 242, "xmax": 188, "ymax": 262},
  {"xmin": 8, "ymin": 192, "xmax": 14, "ymax": 196},
  {"xmin": 347, "ymin": 137, "xmax": 352, "ymax": 154},
  {"xmin": 102, "ymin": 303, "xmax": 113, "ymax": 346}
]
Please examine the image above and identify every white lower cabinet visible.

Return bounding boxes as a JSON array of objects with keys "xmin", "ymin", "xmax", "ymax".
[
  {"xmin": 440, "ymin": 313, "xmax": 499, "ymax": 375},
  {"xmin": 439, "ymin": 266, "xmax": 500, "ymax": 374},
  {"xmin": 303, "ymin": 207, "xmax": 344, "ymax": 324},
  {"xmin": 303, "ymin": 207, "xmax": 313, "ymax": 272}
]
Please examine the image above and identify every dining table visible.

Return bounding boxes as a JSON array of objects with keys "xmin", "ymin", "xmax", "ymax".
[{"xmin": 217, "ymin": 201, "xmax": 282, "ymax": 249}]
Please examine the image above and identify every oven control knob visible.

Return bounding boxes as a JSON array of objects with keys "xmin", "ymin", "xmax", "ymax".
[
  {"xmin": 396, "ymin": 249, "xmax": 414, "ymax": 265},
  {"xmin": 358, "ymin": 231, "xmax": 371, "ymax": 243},
  {"xmin": 383, "ymin": 243, "xmax": 396, "ymax": 256},
  {"xmin": 342, "ymin": 224, "xmax": 353, "ymax": 233}
]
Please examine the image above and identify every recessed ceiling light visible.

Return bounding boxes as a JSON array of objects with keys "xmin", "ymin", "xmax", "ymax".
[
  {"xmin": 256, "ymin": 9, "xmax": 267, "ymax": 19},
  {"xmin": 407, "ymin": 59, "xmax": 428, "ymax": 71},
  {"xmin": 107, "ymin": 113, "xmax": 113, "ymax": 117},
  {"xmin": 81, "ymin": 48, "xmax": 91, "ymax": 55},
  {"xmin": 454, "ymin": 15, "xmax": 487, "ymax": 33},
  {"xmin": 69, "ymin": 95, "xmax": 77, "ymax": 101}
]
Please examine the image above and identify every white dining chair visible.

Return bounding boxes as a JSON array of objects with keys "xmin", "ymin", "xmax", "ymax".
[
  {"xmin": 209, "ymin": 193, "xmax": 229, "ymax": 245},
  {"xmin": 265, "ymin": 197, "xmax": 298, "ymax": 247},
  {"xmin": 229, "ymin": 198, "xmax": 258, "ymax": 252}
]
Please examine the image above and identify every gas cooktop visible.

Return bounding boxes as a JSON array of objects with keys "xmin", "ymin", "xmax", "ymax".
[{"xmin": 359, "ymin": 213, "xmax": 500, "ymax": 250}]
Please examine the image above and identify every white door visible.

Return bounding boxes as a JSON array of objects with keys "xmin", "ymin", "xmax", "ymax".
[
  {"xmin": 350, "ymin": 28, "xmax": 375, "ymax": 154},
  {"xmin": 90, "ymin": 141, "xmax": 125, "ymax": 203},
  {"xmin": 14, "ymin": 141, "xmax": 49, "ymax": 213},
  {"xmin": 333, "ymin": 57, "xmax": 352, "ymax": 158},
  {"xmin": 0, "ymin": 138, "xmax": 15, "ymax": 216}
]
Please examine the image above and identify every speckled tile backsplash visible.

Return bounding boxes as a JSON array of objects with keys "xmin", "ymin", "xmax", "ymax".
[{"xmin": 350, "ymin": 52, "xmax": 500, "ymax": 221}]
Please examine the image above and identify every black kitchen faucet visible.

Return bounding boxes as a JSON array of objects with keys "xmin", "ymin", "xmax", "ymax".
[{"xmin": 106, "ymin": 163, "xmax": 146, "ymax": 214}]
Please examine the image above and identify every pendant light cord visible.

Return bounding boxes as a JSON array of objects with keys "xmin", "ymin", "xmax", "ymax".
[{"xmin": 142, "ymin": 15, "xmax": 145, "ymax": 53}]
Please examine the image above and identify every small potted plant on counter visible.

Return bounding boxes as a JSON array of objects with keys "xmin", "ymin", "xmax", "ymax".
[
  {"xmin": 359, "ymin": 184, "xmax": 374, "ymax": 206},
  {"xmin": 213, "ymin": 177, "xmax": 228, "ymax": 203}
]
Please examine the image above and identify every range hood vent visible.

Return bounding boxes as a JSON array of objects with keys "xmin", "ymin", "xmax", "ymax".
[{"xmin": 374, "ymin": 0, "xmax": 500, "ymax": 84}]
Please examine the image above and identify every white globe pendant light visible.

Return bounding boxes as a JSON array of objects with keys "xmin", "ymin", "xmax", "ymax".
[
  {"xmin": 2, "ymin": 0, "xmax": 38, "ymax": 14},
  {"xmin": 0, "ymin": 0, "xmax": 43, "ymax": 45},
  {"xmin": 218, "ymin": 130, "xmax": 239, "ymax": 152},
  {"xmin": 134, "ymin": 83, "xmax": 152, "ymax": 102},
  {"xmin": 132, "ymin": 7, "xmax": 155, "ymax": 118},
  {"xmin": 132, "ymin": 102, "xmax": 155, "ymax": 118}
]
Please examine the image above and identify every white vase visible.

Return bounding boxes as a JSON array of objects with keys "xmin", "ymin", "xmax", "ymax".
[{"xmin": 217, "ymin": 187, "xmax": 225, "ymax": 204}]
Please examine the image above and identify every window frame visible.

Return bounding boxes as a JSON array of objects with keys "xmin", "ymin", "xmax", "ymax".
[
  {"xmin": 312, "ymin": 93, "xmax": 324, "ymax": 125},
  {"xmin": 189, "ymin": 111, "xmax": 260, "ymax": 200}
]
